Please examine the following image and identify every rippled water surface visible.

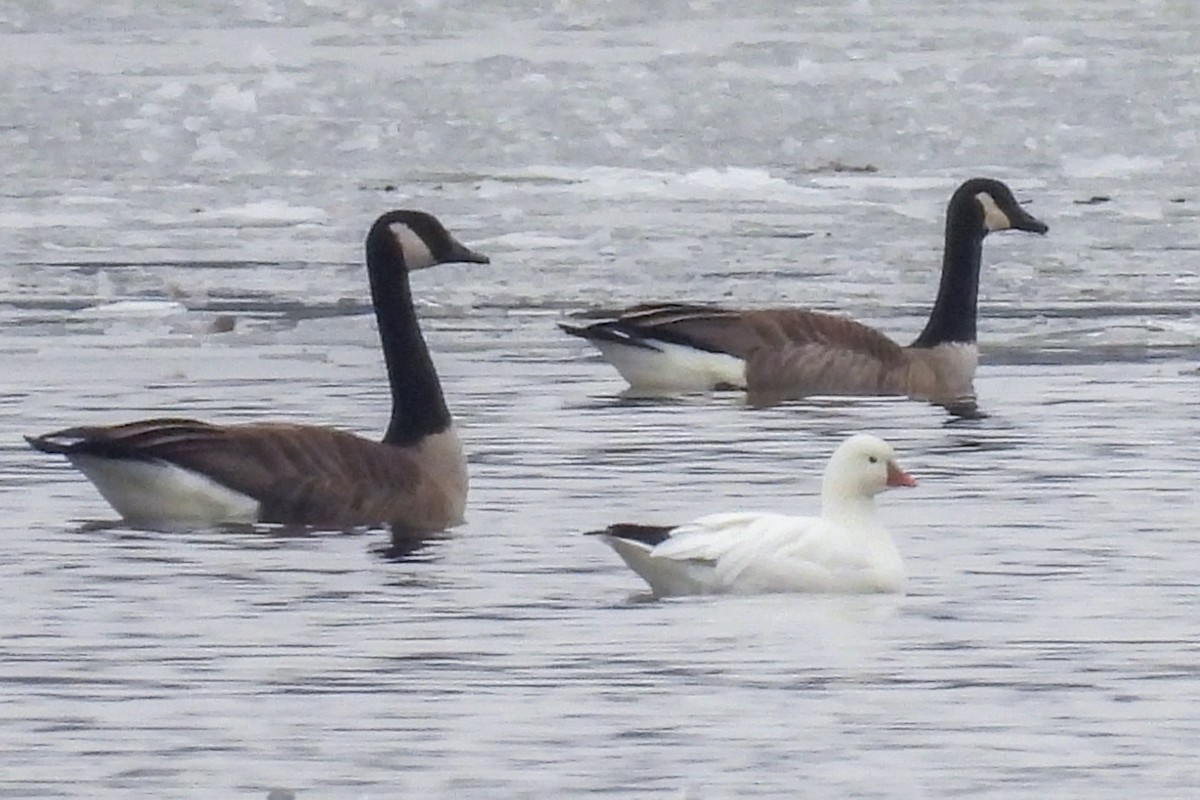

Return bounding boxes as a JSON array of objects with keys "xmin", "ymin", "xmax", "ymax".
[{"xmin": 1, "ymin": 1, "xmax": 1199, "ymax": 797}]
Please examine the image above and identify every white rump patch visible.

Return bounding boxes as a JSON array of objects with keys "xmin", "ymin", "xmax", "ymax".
[
  {"xmin": 390, "ymin": 222, "xmax": 437, "ymax": 270},
  {"xmin": 70, "ymin": 455, "xmax": 260, "ymax": 527},
  {"xmin": 591, "ymin": 339, "xmax": 747, "ymax": 392},
  {"xmin": 976, "ymin": 192, "xmax": 1012, "ymax": 231}
]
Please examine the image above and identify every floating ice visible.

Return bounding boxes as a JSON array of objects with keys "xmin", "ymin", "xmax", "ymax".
[
  {"xmin": 190, "ymin": 200, "xmax": 327, "ymax": 227},
  {"xmin": 1123, "ymin": 198, "xmax": 1165, "ymax": 221},
  {"xmin": 861, "ymin": 62, "xmax": 902, "ymax": 84},
  {"xmin": 1146, "ymin": 317, "xmax": 1200, "ymax": 339},
  {"xmin": 248, "ymin": 43, "xmax": 276, "ymax": 70},
  {"xmin": 1032, "ymin": 56, "xmax": 1088, "ymax": 78},
  {"xmin": 0, "ymin": 211, "xmax": 110, "ymax": 230},
  {"xmin": 1063, "ymin": 154, "xmax": 1164, "ymax": 178},
  {"xmin": 260, "ymin": 71, "xmax": 295, "ymax": 93},
  {"xmin": 337, "ymin": 124, "xmax": 382, "ymax": 152},
  {"xmin": 209, "ymin": 83, "xmax": 257, "ymax": 114},
  {"xmin": 680, "ymin": 166, "xmax": 786, "ymax": 192},
  {"xmin": 485, "ymin": 232, "xmax": 583, "ymax": 250},
  {"xmin": 477, "ymin": 165, "xmax": 829, "ymax": 206},
  {"xmin": 795, "ymin": 59, "xmax": 830, "ymax": 86},
  {"xmin": 191, "ymin": 132, "xmax": 238, "ymax": 163},
  {"xmin": 150, "ymin": 81, "xmax": 189, "ymax": 101},
  {"xmin": 1014, "ymin": 36, "xmax": 1066, "ymax": 55},
  {"xmin": 793, "ymin": 57, "xmax": 901, "ymax": 86},
  {"xmin": 77, "ymin": 300, "xmax": 189, "ymax": 319}
]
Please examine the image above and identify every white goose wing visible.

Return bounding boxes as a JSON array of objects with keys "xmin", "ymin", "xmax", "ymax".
[
  {"xmin": 649, "ymin": 512, "xmax": 842, "ymax": 593},
  {"xmin": 653, "ymin": 510, "xmax": 899, "ymax": 593},
  {"xmin": 649, "ymin": 512, "xmax": 789, "ymax": 560}
]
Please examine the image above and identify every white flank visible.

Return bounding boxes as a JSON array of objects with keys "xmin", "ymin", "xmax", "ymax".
[
  {"xmin": 591, "ymin": 339, "xmax": 747, "ymax": 392},
  {"xmin": 70, "ymin": 455, "xmax": 259, "ymax": 526},
  {"xmin": 601, "ymin": 534, "xmax": 724, "ymax": 597}
]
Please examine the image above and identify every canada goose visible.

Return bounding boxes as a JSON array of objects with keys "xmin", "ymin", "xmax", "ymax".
[
  {"xmin": 589, "ymin": 434, "xmax": 916, "ymax": 596},
  {"xmin": 560, "ymin": 177, "xmax": 1048, "ymax": 412},
  {"xmin": 26, "ymin": 210, "xmax": 489, "ymax": 530}
]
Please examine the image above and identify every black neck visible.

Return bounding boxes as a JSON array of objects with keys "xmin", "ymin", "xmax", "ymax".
[
  {"xmin": 366, "ymin": 236, "xmax": 452, "ymax": 445},
  {"xmin": 911, "ymin": 218, "xmax": 985, "ymax": 348}
]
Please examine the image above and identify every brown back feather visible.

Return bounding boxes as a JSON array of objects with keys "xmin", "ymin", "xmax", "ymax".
[{"xmin": 623, "ymin": 306, "xmax": 904, "ymax": 361}]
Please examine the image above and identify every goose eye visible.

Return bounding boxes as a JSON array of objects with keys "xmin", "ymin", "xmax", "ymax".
[{"xmin": 868, "ymin": 456, "xmax": 878, "ymax": 464}]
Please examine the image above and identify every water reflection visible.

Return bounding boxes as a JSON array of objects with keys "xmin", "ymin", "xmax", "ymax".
[
  {"xmin": 374, "ymin": 529, "xmax": 448, "ymax": 563},
  {"xmin": 70, "ymin": 516, "xmax": 443, "ymax": 564}
]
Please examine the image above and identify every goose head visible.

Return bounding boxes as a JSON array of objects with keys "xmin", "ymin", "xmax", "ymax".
[
  {"xmin": 367, "ymin": 209, "xmax": 491, "ymax": 272},
  {"xmin": 822, "ymin": 434, "xmax": 917, "ymax": 507},
  {"xmin": 952, "ymin": 177, "xmax": 1049, "ymax": 237}
]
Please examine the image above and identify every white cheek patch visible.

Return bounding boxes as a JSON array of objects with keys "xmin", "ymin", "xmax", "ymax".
[
  {"xmin": 977, "ymin": 192, "xmax": 1012, "ymax": 231},
  {"xmin": 390, "ymin": 222, "xmax": 437, "ymax": 269}
]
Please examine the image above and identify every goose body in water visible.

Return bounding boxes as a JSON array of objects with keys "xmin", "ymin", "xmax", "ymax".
[
  {"xmin": 589, "ymin": 434, "xmax": 916, "ymax": 597},
  {"xmin": 27, "ymin": 210, "xmax": 489, "ymax": 531},
  {"xmin": 560, "ymin": 178, "xmax": 1048, "ymax": 412}
]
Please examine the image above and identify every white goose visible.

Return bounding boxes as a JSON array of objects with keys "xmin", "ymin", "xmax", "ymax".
[{"xmin": 589, "ymin": 434, "xmax": 917, "ymax": 596}]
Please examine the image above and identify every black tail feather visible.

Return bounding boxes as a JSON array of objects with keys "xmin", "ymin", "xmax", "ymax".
[
  {"xmin": 586, "ymin": 523, "xmax": 676, "ymax": 546},
  {"xmin": 24, "ymin": 419, "xmax": 209, "ymax": 460},
  {"xmin": 557, "ymin": 321, "xmax": 592, "ymax": 339},
  {"xmin": 25, "ymin": 434, "xmax": 71, "ymax": 455},
  {"xmin": 558, "ymin": 321, "xmax": 661, "ymax": 351},
  {"xmin": 25, "ymin": 432, "xmax": 143, "ymax": 459}
]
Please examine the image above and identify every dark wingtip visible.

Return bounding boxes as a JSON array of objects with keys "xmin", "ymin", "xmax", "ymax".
[
  {"xmin": 557, "ymin": 320, "xmax": 654, "ymax": 349},
  {"xmin": 25, "ymin": 434, "xmax": 64, "ymax": 454},
  {"xmin": 592, "ymin": 523, "xmax": 675, "ymax": 546},
  {"xmin": 558, "ymin": 321, "xmax": 588, "ymax": 338}
]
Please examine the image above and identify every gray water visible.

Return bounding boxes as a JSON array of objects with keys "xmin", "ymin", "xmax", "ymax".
[{"xmin": 2, "ymin": 1, "xmax": 1199, "ymax": 797}]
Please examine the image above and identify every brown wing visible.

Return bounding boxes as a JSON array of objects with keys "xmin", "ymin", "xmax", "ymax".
[
  {"xmin": 592, "ymin": 304, "xmax": 901, "ymax": 358},
  {"xmin": 733, "ymin": 309, "xmax": 910, "ymax": 400},
  {"xmin": 592, "ymin": 303, "xmax": 797, "ymax": 358},
  {"xmin": 736, "ymin": 311, "xmax": 979, "ymax": 406},
  {"xmin": 28, "ymin": 419, "xmax": 465, "ymax": 530},
  {"xmin": 736, "ymin": 309, "xmax": 907, "ymax": 361}
]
